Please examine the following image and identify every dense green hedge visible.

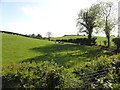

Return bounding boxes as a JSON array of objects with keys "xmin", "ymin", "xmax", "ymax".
[
  {"xmin": 2, "ymin": 54, "xmax": 120, "ymax": 89},
  {"xmin": 2, "ymin": 61, "xmax": 79, "ymax": 89},
  {"xmin": 112, "ymin": 38, "xmax": 120, "ymax": 51},
  {"xmin": 73, "ymin": 55, "xmax": 120, "ymax": 89},
  {"xmin": 52, "ymin": 38, "xmax": 97, "ymax": 46},
  {"xmin": 2, "ymin": 61, "xmax": 65, "ymax": 88}
]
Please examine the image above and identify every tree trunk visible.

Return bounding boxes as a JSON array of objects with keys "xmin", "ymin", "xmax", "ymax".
[
  {"xmin": 48, "ymin": 38, "xmax": 50, "ymax": 41},
  {"xmin": 88, "ymin": 33, "xmax": 92, "ymax": 40},
  {"xmin": 107, "ymin": 35, "xmax": 110, "ymax": 48},
  {"xmin": 88, "ymin": 33, "xmax": 92, "ymax": 45}
]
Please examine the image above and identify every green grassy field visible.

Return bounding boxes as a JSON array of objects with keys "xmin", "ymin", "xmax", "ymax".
[
  {"xmin": 2, "ymin": 33, "xmax": 112, "ymax": 68},
  {"xmin": 2, "ymin": 33, "xmax": 54, "ymax": 64},
  {"xmin": 2, "ymin": 33, "xmax": 120, "ymax": 89}
]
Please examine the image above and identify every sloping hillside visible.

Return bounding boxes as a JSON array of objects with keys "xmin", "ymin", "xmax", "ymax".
[
  {"xmin": 2, "ymin": 33, "xmax": 54, "ymax": 64},
  {"xmin": 2, "ymin": 33, "xmax": 109, "ymax": 68}
]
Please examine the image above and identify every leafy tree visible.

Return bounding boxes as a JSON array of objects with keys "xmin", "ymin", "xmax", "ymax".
[
  {"xmin": 30, "ymin": 33, "xmax": 35, "ymax": 38},
  {"xmin": 77, "ymin": 3, "xmax": 102, "ymax": 40},
  {"xmin": 46, "ymin": 32, "xmax": 52, "ymax": 41},
  {"xmin": 99, "ymin": 1, "xmax": 116, "ymax": 48},
  {"xmin": 36, "ymin": 34, "xmax": 42, "ymax": 39}
]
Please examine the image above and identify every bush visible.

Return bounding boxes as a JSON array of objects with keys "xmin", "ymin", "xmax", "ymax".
[
  {"xmin": 112, "ymin": 38, "xmax": 120, "ymax": 50},
  {"xmin": 103, "ymin": 40, "xmax": 107, "ymax": 46},
  {"xmin": 54, "ymin": 38, "xmax": 97, "ymax": 46},
  {"xmin": 73, "ymin": 55, "xmax": 120, "ymax": 89},
  {"xmin": 2, "ymin": 61, "xmax": 65, "ymax": 89},
  {"xmin": 2, "ymin": 55, "xmax": 120, "ymax": 89}
]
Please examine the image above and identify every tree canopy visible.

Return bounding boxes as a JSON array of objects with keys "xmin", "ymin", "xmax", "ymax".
[{"xmin": 77, "ymin": 3, "xmax": 102, "ymax": 40}]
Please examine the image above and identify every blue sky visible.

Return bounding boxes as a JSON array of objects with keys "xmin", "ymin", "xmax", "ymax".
[
  {"xmin": 1, "ymin": 2, "xmax": 29, "ymax": 23},
  {"xmin": 0, "ymin": 0, "xmax": 119, "ymax": 37}
]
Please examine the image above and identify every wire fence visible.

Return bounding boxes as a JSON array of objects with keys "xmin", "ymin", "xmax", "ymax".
[{"xmin": 74, "ymin": 67, "xmax": 120, "ymax": 88}]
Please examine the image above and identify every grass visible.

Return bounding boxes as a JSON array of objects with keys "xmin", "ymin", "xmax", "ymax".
[
  {"xmin": 23, "ymin": 43, "xmax": 108, "ymax": 67},
  {"xmin": 2, "ymin": 33, "xmax": 120, "ymax": 89},
  {"xmin": 94, "ymin": 36, "xmax": 115, "ymax": 46},
  {"xmin": 2, "ymin": 33, "xmax": 54, "ymax": 64},
  {"xmin": 2, "ymin": 33, "xmax": 113, "ymax": 69}
]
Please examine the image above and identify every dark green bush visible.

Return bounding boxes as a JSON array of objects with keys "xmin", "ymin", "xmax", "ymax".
[
  {"xmin": 2, "ymin": 55, "xmax": 120, "ymax": 89},
  {"xmin": 73, "ymin": 55, "xmax": 120, "ymax": 89},
  {"xmin": 112, "ymin": 38, "xmax": 120, "ymax": 50},
  {"xmin": 103, "ymin": 40, "xmax": 107, "ymax": 46},
  {"xmin": 2, "ymin": 61, "xmax": 65, "ymax": 89},
  {"xmin": 55, "ymin": 38, "xmax": 97, "ymax": 46}
]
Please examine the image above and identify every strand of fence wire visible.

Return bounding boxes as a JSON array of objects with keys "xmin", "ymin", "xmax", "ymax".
[
  {"xmin": 80, "ymin": 68, "xmax": 120, "ymax": 88},
  {"xmin": 78, "ymin": 68, "xmax": 120, "ymax": 80},
  {"xmin": 77, "ymin": 67, "xmax": 109, "ymax": 77},
  {"xmin": 74, "ymin": 67, "xmax": 110, "ymax": 77},
  {"xmin": 74, "ymin": 68, "xmax": 120, "ymax": 88},
  {"xmin": 74, "ymin": 67, "xmax": 120, "ymax": 77}
]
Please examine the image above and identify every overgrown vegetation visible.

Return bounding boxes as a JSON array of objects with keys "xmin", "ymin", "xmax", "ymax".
[
  {"xmin": 112, "ymin": 38, "xmax": 120, "ymax": 52},
  {"xmin": 76, "ymin": 3, "xmax": 101, "ymax": 40},
  {"xmin": 52, "ymin": 37, "xmax": 97, "ymax": 46},
  {"xmin": 1, "ymin": 0, "xmax": 119, "ymax": 89},
  {"xmin": 2, "ymin": 54, "xmax": 120, "ymax": 89},
  {"xmin": 2, "ymin": 61, "xmax": 65, "ymax": 88},
  {"xmin": 51, "ymin": 35, "xmax": 115, "ymax": 46}
]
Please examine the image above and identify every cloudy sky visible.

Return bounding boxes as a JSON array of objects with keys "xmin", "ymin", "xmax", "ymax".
[{"xmin": 0, "ymin": 0, "xmax": 119, "ymax": 37}]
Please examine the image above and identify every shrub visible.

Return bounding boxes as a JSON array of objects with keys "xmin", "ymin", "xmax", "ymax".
[
  {"xmin": 112, "ymin": 38, "xmax": 120, "ymax": 50},
  {"xmin": 73, "ymin": 55, "xmax": 120, "ymax": 89},
  {"xmin": 103, "ymin": 40, "xmax": 107, "ymax": 46},
  {"xmin": 54, "ymin": 38, "xmax": 97, "ymax": 46},
  {"xmin": 2, "ymin": 61, "xmax": 65, "ymax": 89},
  {"xmin": 2, "ymin": 55, "xmax": 120, "ymax": 89}
]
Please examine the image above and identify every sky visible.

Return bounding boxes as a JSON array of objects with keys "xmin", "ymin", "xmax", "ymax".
[{"xmin": 0, "ymin": 0, "xmax": 119, "ymax": 37}]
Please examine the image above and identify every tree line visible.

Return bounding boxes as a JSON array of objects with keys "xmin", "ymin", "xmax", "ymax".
[{"xmin": 0, "ymin": 30, "xmax": 43, "ymax": 39}]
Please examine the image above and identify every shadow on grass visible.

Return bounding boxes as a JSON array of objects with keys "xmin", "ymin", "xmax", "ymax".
[{"xmin": 21, "ymin": 43, "xmax": 112, "ymax": 67}]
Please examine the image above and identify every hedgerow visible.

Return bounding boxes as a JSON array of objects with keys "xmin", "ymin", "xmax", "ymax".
[
  {"xmin": 73, "ymin": 55, "xmax": 120, "ymax": 89},
  {"xmin": 2, "ymin": 61, "xmax": 65, "ymax": 88},
  {"xmin": 2, "ymin": 54, "xmax": 120, "ymax": 89},
  {"xmin": 54, "ymin": 38, "xmax": 97, "ymax": 46},
  {"xmin": 112, "ymin": 38, "xmax": 120, "ymax": 51}
]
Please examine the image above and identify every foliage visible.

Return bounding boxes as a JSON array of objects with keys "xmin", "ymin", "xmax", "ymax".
[
  {"xmin": 30, "ymin": 33, "xmax": 35, "ymax": 38},
  {"xmin": 2, "ymin": 61, "xmax": 65, "ymax": 88},
  {"xmin": 2, "ymin": 33, "xmax": 120, "ymax": 89},
  {"xmin": 2, "ymin": 55, "xmax": 120, "ymax": 89},
  {"xmin": 98, "ymin": 1, "xmax": 116, "ymax": 48},
  {"xmin": 51, "ymin": 35, "xmax": 115, "ymax": 46},
  {"xmin": 112, "ymin": 38, "xmax": 120, "ymax": 51},
  {"xmin": 77, "ymin": 3, "xmax": 101, "ymax": 40},
  {"xmin": 73, "ymin": 55, "xmax": 120, "ymax": 89},
  {"xmin": 35, "ymin": 34, "xmax": 42, "ymax": 39},
  {"xmin": 103, "ymin": 40, "xmax": 107, "ymax": 46},
  {"xmin": 54, "ymin": 37, "xmax": 97, "ymax": 46},
  {"xmin": 46, "ymin": 32, "xmax": 52, "ymax": 41}
]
